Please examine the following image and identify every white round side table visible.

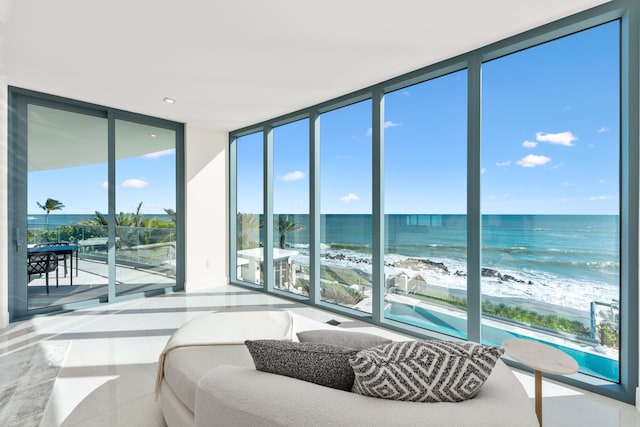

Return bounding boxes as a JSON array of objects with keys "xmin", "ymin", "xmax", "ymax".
[{"xmin": 502, "ymin": 338, "xmax": 579, "ymax": 426}]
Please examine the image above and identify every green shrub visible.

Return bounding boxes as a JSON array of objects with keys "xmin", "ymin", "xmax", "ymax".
[{"xmin": 321, "ymin": 281, "xmax": 364, "ymax": 305}]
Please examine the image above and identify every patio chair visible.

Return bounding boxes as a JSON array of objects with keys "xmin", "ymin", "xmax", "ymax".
[
  {"xmin": 35, "ymin": 241, "xmax": 71, "ymax": 276},
  {"xmin": 27, "ymin": 252, "xmax": 59, "ymax": 294}
]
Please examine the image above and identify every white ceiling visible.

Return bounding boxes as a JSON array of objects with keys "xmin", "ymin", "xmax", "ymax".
[{"xmin": 0, "ymin": 0, "xmax": 610, "ymax": 132}]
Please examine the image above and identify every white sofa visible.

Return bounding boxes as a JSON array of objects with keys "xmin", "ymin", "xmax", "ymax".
[{"xmin": 157, "ymin": 307, "xmax": 539, "ymax": 427}]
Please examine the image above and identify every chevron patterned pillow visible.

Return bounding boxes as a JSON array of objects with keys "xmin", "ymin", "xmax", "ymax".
[{"xmin": 349, "ymin": 340, "xmax": 504, "ymax": 402}]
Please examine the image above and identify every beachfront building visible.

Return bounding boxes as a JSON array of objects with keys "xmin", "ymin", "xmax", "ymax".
[
  {"xmin": 0, "ymin": 0, "xmax": 639, "ymax": 424},
  {"xmin": 237, "ymin": 247, "xmax": 299, "ymax": 290}
]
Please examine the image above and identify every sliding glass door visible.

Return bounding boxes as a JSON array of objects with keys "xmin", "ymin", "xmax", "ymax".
[
  {"xmin": 9, "ymin": 89, "xmax": 183, "ymax": 319},
  {"xmin": 115, "ymin": 119, "xmax": 177, "ymax": 297},
  {"xmin": 24, "ymin": 104, "xmax": 109, "ymax": 310}
]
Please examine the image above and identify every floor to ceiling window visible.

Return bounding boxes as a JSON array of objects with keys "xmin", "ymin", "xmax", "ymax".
[
  {"xmin": 25, "ymin": 104, "xmax": 109, "ymax": 309},
  {"xmin": 383, "ymin": 70, "xmax": 468, "ymax": 339},
  {"xmin": 319, "ymin": 100, "xmax": 372, "ymax": 311},
  {"xmin": 115, "ymin": 119, "xmax": 178, "ymax": 297},
  {"xmin": 273, "ymin": 119, "xmax": 309, "ymax": 296},
  {"xmin": 230, "ymin": 1, "xmax": 637, "ymax": 403},
  {"xmin": 235, "ymin": 132, "xmax": 264, "ymax": 285},
  {"xmin": 480, "ymin": 21, "xmax": 621, "ymax": 382},
  {"xmin": 9, "ymin": 89, "xmax": 184, "ymax": 319}
]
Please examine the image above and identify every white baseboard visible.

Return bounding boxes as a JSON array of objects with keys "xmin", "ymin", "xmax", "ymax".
[{"xmin": 184, "ymin": 277, "xmax": 229, "ymax": 292}]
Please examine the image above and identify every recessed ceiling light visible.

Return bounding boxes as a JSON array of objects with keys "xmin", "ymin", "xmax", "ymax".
[
  {"xmin": 150, "ymin": 133, "xmax": 157, "ymax": 138},
  {"xmin": 163, "ymin": 97, "xmax": 176, "ymax": 104}
]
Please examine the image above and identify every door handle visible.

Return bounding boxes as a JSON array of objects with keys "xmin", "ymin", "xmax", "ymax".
[{"xmin": 14, "ymin": 227, "xmax": 22, "ymax": 250}]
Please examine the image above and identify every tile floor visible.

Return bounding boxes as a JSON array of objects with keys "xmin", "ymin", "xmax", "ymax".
[{"xmin": 1, "ymin": 284, "xmax": 639, "ymax": 426}]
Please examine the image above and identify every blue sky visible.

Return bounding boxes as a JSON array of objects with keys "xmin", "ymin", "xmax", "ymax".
[
  {"xmin": 29, "ymin": 22, "xmax": 620, "ymax": 218},
  {"xmin": 229, "ymin": 21, "xmax": 618, "ymax": 217},
  {"xmin": 29, "ymin": 148, "xmax": 176, "ymax": 216}
]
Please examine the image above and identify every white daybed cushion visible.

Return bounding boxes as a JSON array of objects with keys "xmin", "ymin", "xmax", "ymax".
[
  {"xmin": 160, "ymin": 379, "xmax": 196, "ymax": 427},
  {"xmin": 164, "ymin": 344, "xmax": 254, "ymax": 413},
  {"xmin": 195, "ymin": 360, "xmax": 539, "ymax": 427},
  {"xmin": 159, "ymin": 308, "xmax": 295, "ymax": 412}
]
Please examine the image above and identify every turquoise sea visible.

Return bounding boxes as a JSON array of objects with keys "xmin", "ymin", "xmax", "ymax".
[
  {"xmin": 38, "ymin": 213, "xmax": 620, "ymax": 309},
  {"xmin": 280, "ymin": 214, "xmax": 620, "ymax": 312}
]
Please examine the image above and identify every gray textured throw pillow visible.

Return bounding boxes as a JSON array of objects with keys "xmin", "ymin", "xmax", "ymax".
[
  {"xmin": 350, "ymin": 340, "xmax": 504, "ymax": 402},
  {"xmin": 296, "ymin": 329, "xmax": 392, "ymax": 351},
  {"xmin": 245, "ymin": 339, "xmax": 358, "ymax": 391}
]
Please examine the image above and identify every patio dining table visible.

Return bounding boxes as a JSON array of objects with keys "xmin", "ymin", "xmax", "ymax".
[{"xmin": 27, "ymin": 243, "xmax": 79, "ymax": 285}]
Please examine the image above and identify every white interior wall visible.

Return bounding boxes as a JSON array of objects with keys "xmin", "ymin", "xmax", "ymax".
[
  {"xmin": 0, "ymin": 82, "xmax": 8, "ymax": 328},
  {"xmin": 184, "ymin": 125, "xmax": 229, "ymax": 290}
]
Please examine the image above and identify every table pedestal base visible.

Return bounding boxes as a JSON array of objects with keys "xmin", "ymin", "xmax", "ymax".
[{"xmin": 535, "ymin": 370, "xmax": 542, "ymax": 425}]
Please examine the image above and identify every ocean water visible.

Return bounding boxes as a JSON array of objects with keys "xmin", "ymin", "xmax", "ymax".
[{"xmin": 280, "ymin": 214, "xmax": 620, "ymax": 313}]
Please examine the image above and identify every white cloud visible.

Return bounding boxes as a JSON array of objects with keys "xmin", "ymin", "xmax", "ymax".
[
  {"xmin": 480, "ymin": 168, "xmax": 487, "ymax": 174},
  {"xmin": 598, "ymin": 179, "xmax": 606, "ymax": 184},
  {"xmin": 340, "ymin": 193, "xmax": 360, "ymax": 203},
  {"xmin": 535, "ymin": 131, "xmax": 577, "ymax": 147},
  {"xmin": 496, "ymin": 161, "xmax": 511, "ymax": 167},
  {"xmin": 590, "ymin": 195, "xmax": 614, "ymax": 201},
  {"xmin": 101, "ymin": 182, "xmax": 109, "ymax": 189},
  {"xmin": 279, "ymin": 170, "xmax": 305, "ymax": 182},
  {"xmin": 121, "ymin": 178, "xmax": 149, "ymax": 188},
  {"xmin": 143, "ymin": 148, "xmax": 175, "ymax": 159},
  {"xmin": 562, "ymin": 181, "xmax": 575, "ymax": 187},
  {"xmin": 523, "ymin": 140, "xmax": 538, "ymax": 148},
  {"xmin": 366, "ymin": 121, "xmax": 401, "ymax": 136},
  {"xmin": 516, "ymin": 154, "xmax": 551, "ymax": 168},
  {"xmin": 598, "ymin": 127, "xmax": 610, "ymax": 133}
]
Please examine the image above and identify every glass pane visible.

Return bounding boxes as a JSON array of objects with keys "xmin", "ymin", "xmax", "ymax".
[
  {"xmin": 236, "ymin": 132, "xmax": 264, "ymax": 285},
  {"xmin": 320, "ymin": 100, "xmax": 372, "ymax": 311},
  {"xmin": 481, "ymin": 21, "xmax": 620, "ymax": 381},
  {"xmin": 115, "ymin": 120, "xmax": 177, "ymax": 297},
  {"xmin": 27, "ymin": 105, "xmax": 108, "ymax": 309},
  {"xmin": 383, "ymin": 71, "xmax": 468, "ymax": 339},
  {"xmin": 273, "ymin": 119, "xmax": 309, "ymax": 296}
]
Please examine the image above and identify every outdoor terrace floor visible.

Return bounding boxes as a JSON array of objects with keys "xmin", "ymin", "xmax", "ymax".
[{"xmin": 27, "ymin": 258, "xmax": 175, "ymax": 309}]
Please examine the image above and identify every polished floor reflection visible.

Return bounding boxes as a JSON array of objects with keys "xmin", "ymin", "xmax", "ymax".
[{"xmin": 1, "ymin": 284, "xmax": 638, "ymax": 426}]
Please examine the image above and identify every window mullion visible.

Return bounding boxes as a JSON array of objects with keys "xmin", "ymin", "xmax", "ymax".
[{"xmin": 467, "ymin": 54, "xmax": 482, "ymax": 343}]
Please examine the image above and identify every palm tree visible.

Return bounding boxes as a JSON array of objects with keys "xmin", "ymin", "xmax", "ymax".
[
  {"xmin": 237, "ymin": 213, "xmax": 260, "ymax": 249},
  {"xmin": 164, "ymin": 208, "xmax": 177, "ymax": 224},
  {"xmin": 90, "ymin": 201, "xmax": 144, "ymax": 227},
  {"xmin": 277, "ymin": 215, "xmax": 305, "ymax": 249},
  {"xmin": 37, "ymin": 198, "xmax": 65, "ymax": 228}
]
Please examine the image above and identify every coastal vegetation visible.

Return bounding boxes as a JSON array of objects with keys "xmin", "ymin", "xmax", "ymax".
[
  {"xmin": 320, "ymin": 281, "xmax": 364, "ymax": 305},
  {"xmin": 29, "ymin": 202, "xmax": 175, "ymax": 247},
  {"xmin": 404, "ymin": 290, "xmax": 614, "ymax": 346},
  {"xmin": 295, "ymin": 261, "xmax": 614, "ymax": 347},
  {"xmin": 236, "ymin": 213, "xmax": 260, "ymax": 249},
  {"xmin": 236, "ymin": 213, "xmax": 306, "ymax": 250}
]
